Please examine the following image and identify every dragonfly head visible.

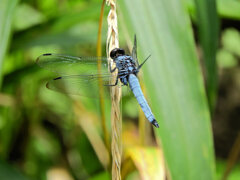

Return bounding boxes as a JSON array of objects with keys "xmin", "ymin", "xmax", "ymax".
[{"xmin": 110, "ymin": 48, "xmax": 125, "ymax": 60}]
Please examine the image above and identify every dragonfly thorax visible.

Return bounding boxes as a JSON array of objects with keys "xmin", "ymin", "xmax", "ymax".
[
  {"xmin": 115, "ymin": 55, "xmax": 138, "ymax": 75},
  {"xmin": 112, "ymin": 55, "xmax": 138, "ymax": 86}
]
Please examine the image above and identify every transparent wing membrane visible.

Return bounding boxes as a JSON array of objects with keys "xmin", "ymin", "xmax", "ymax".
[
  {"xmin": 46, "ymin": 74, "xmax": 117, "ymax": 98},
  {"xmin": 37, "ymin": 53, "xmax": 132, "ymax": 97},
  {"xmin": 36, "ymin": 53, "xmax": 109, "ymax": 75}
]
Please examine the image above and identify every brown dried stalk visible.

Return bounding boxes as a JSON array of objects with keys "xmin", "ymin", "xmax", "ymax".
[
  {"xmin": 97, "ymin": 0, "xmax": 110, "ymax": 158},
  {"xmin": 106, "ymin": 0, "xmax": 122, "ymax": 179}
]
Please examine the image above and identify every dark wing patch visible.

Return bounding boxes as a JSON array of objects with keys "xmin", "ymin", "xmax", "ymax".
[
  {"xmin": 132, "ymin": 35, "xmax": 139, "ymax": 66},
  {"xmin": 43, "ymin": 53, "xmax": 52, "ymax": 56}
]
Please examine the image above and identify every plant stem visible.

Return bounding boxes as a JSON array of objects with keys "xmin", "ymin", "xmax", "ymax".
[
  {"xmin": 97, "ymin": 0, "xmax": 111, "ymax": 160},
  {"xmin": 107, "ymin": 0, "xmax": 122, "ymax": 179}
]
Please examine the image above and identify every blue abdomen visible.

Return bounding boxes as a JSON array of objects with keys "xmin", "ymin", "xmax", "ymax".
[{"xmin": 128, "ymin": 74, "xmax": 159, "ymax": 128}]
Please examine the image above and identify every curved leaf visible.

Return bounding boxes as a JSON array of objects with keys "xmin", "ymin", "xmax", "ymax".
[
  {"xmin": 125, "ymin": 147, "xmax": 165, "ymax": 180},
  {"xmin": 0, "ymin": 0, "xmax": 19, "ymax": 88},
  {"xmin": 194, "ymin": 0, "xmax": 219, "ymax": 111},
  {"xmin": 119, "ymin": 0, "xmax": 216, "ymax": 179}
]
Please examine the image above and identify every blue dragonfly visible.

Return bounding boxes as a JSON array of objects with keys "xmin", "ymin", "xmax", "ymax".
[{"xmin": 36, "ymin": 36, "xmax": 159, "ymax": 128}]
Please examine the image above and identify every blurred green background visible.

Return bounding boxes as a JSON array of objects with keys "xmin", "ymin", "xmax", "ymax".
[{"xmin": 1, "ymin": 0, "xmax": 240, "ymax": 179}]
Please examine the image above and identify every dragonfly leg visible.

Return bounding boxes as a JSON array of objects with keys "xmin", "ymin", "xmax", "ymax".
[
  {"xmin": 109, "ymin": 65, "xmax": 117, "ymax": 73},
  {"xmin": 121, "ymin": 76, "xmax": 128, "ymax": 86},
  {"xmin": 104, "ymin": 77, "xmax": 118, "ymax": 86}
]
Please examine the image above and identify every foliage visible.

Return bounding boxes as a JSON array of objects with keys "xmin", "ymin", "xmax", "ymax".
[{"xmin": 0, "ymin": 0, "xmax": 240, "ymax": 179}]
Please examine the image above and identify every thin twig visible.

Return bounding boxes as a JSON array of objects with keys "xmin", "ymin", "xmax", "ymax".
[
  {"xmin": 221, "ymin": 132, "xmax": 240, "ymax": 180},
  {"xmin": 106, "ymin": 0, "xmax": 122, "ymax": 179}
]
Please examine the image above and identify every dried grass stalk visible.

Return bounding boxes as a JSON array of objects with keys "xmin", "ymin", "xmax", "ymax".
[
  {"xmin": 106, "ymin": 0, "xmax": 122, "ymax": 179},
  {"xmin": 97, "ymin": 0, "xmax": 110, "ymax": 157}
]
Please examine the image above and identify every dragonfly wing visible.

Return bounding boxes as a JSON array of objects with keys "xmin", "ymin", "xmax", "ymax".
[
  {"xmin": 132, "ymin": 35, "xmax": 139, "ymax": 66},
  {"xmin": 46, "ymin": 74, "xmax": 116, "ymax": 98},
  {"xmin": 36, "ymin": 53, "xmax": 109, "ymax": 75}
]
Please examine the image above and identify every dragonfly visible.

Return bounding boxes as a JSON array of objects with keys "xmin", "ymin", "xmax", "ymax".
[{"xmin": 36, "ymin": 36, "xmax": 159, "ymax": 128}]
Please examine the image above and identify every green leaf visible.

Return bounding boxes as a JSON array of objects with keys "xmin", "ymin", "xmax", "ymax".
[
  {"xmin": 218, "ymin": 0, "xmax": 240, "ymax": 20},
  {"xmin": 89, "ymin": 171, "xmax": 110, "ymax": 180},
  {"xmin": 0, "ymin": 0, "xmax": 19, "ymax": 88},
  {"xmin": 217, "ymin": 49, "xmax": 237, "ymax": 68},
  {"xmin": 0, "ymin": 160, "xmax": 28, "ymax": 180},
  {"xmin": 194, "ymin": 0, "xmax": 219, "ymax": 111},
  {"xmin": 13, "ymin": 3, "xmax": 46, "ymax": 31},
  {"xmin": 119, "ymin": 0, "xmax": 215, "ymax": 179},
  {"xmin": 222, "ymin": 28, "xmax": 240, "ymax": 57},
  {"xmin": 186, "ymin": 0, "xmax": 240, "ymax": 20}
]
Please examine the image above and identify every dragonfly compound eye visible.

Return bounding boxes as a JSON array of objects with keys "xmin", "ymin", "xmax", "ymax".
[{"xmin": 110, "ymin": 48, "xmax": 125, "ymax": 59}]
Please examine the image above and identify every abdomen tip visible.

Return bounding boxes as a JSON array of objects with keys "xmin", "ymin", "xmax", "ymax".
[{"xmin": 151, "ymin": 119, "xmax": 159, "ymax": 128}]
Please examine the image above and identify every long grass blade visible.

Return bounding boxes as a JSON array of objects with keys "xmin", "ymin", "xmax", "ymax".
[
  {"xmin": 194, "ymin": 0, "xmax": 219, "ymax": 112},
  {"xmin": 0, "ymin": 0, "xmax": 19, "ymax": 89},
  {"xmin": 119, "ymin": 0, "xmax": 216, "ymax": 179}
]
